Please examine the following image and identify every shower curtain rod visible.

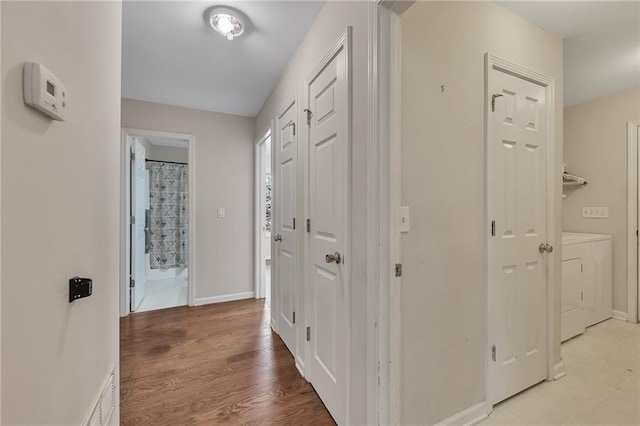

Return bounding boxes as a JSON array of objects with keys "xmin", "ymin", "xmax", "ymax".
[{"xmin": 145, "ymin": 159, "xmax": 188, "ymax": 165}]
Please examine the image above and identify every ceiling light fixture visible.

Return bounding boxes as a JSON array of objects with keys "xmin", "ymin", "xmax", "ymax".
[{"xmin": 206, "ymin": 7, "xmax": 245, "ymax": 41}]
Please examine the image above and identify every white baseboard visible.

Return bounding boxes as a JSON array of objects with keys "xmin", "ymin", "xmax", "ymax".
[
  {"xmin": 613, "ymin": 310, "xmax": 628, "ymax": 321},
  {"xmin": 434, "ymin": 401, "xmax": 491, "ymax": 426},
  {"xmin": 194, "ymin": 291, "xmax": 254, "ymax": 306}
]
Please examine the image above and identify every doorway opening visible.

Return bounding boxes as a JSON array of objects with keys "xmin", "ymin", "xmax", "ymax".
[
  {"xmin": 121, "ymin": 128, "xmax": 196, "ymax": 315},
  {"xmin": 255, "ymin": 129, "xmax": 272, "ymax": 306}
]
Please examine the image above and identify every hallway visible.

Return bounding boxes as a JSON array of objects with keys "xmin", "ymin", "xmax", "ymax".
[{"xmin": 120, "ymin": 299, "xmax": 335, "ymax": 425}]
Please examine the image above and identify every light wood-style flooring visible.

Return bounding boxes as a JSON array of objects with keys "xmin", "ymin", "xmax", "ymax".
[{"xmin": 120, "ymin": 299, "xmax": 335, "ymax": 425}]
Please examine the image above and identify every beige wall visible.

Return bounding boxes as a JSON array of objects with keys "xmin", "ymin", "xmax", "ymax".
[
  {"xmin": 256, "ymin": 1, "xmax": 371, "ymax": 423},
  {"xmin": 1, "ymin": 2, "xmax": 121, "ymax": 424},
  {"xmin": 122, "ymin": 98, "xmax": 256, "ymax": 303},
  {"xmin": 563, "ymin": 87, "xmax": 640, "ymax": 314},
  {"xmin": 146, "ymin": 143, "xmax": 188, "ymax": 164},
  {"xmin": 400, "ymin": 2, "xmax": 563, "ymax": 423}
]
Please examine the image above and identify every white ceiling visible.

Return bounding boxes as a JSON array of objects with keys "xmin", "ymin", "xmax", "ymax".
[
  {"xmin": 499, "ymin": 1, "xmax": 640, "ymax": 107},
  {"xmin": 122, "ymin": 1, "xmax": 325, "ymax": 117}
]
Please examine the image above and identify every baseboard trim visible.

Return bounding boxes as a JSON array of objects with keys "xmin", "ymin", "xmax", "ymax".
[
  {"xmin": 552, "ymin": 361, "xmax": 567, "ymax": 380},
  {"xmin": 613, "ymin": 310, "xmax": 628, "ymax": 321},
  {"xmin": 295, "ymin": 359, "xmax": 305, "ymax": 378},
  {"xmin": 194, "ymin": 291, "xmax": 254, "ymax": 306},
  {"xmin": 434, "ymin": 401, "xmax": 491, "ymax": 426}
]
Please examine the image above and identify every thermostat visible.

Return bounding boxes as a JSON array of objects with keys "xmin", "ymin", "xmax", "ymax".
[{"xmin": 23, "ymin": 62, "xmax": 67, "ymax": 121}]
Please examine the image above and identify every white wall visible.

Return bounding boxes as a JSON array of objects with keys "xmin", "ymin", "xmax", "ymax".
[
  {"xmin": 122, "ymin": 98, "xmax": 256, "ymax": 303},
  {"xmin": 1, "ymin": 2, "xmax": 121, "ymax": 424},
  {"xmin": 563, "ymin": 87, "xmax": 640, "ymax": 314},
  {"xmin": 256, "ymin": 2, "xmax": 371, "ymax": 423},
  {"xmin": 400, "ymin": 2, "xmax": 563, "ymax": 424}
]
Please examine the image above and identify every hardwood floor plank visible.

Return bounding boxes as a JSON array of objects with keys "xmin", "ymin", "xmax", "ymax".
[{"xmin": 120, "ymin": 299, "xmax": 336, "ymax": 425}]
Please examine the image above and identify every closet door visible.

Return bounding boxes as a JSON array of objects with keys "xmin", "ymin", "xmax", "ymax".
[
  {"xmin": 306, "ymin": 30, "xmax": 350, "ymax": 425},
  {"xmin": 274, "ymin": 96, "xmax": 298, "ymax": 354}
]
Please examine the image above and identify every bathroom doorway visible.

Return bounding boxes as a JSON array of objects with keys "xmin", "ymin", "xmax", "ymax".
[{"xmin": 121, "ymin": 128, "xmax": 196, "ymax": 315}]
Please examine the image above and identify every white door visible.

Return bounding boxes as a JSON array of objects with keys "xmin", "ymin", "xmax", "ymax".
[
  {"xmin": 131, "ymin": 138, "xmax": 147, "ymax": 312},
  {"xmin": 274, "ymin": 99, "xmax": 297, "ymax": 353},
  {"xmin": 306, "ymin": 37, "xmax": 349, "ymax": 424},
  {"xmin": 487, "ymin": 67, "xmax": 549, "ymax": 404}
]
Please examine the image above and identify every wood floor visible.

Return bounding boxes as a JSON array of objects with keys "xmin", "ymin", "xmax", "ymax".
[{"xmin": 120, "ymin": 299, "xmax": 336, "ymax": 425}]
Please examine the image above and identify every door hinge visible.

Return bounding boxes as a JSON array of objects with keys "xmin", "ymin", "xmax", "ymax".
[
  {"xmin": 130, "ymin": 278, "xmax": 135, "ymax": 288},
  {"xmin": 303, "ymin": 108, "xmax": 313, "ymax": 126},
  {"xmin": 293, "ymin": 311, "xmax": 296, "ymax": 324},
  {"xmin": 395, "ymin": 263, "xmax": 402, "ymax": 277},
  {"xmin": 293, "ymin": 218, "xmax": 296, "ymax": 230},
  {"xmin": 130, "ymin": 152, "xmax": 135, "ymax": 161},
  {"xmin": 491, "ymin": 93, "xmax": 504, "ymax": 112},
  {"xmin": 491, "ymin": 220, "xmax": 496, "ymax": 236},
  {"xmin": 581, "ymin": 291, "xmax": 584, "ymax": 301},
  {"xmin": 131, "ymin": 216, "xmax": 136, "ymax": 224},
  {"xmin": 306, "ymin": 219, "xmax": 310, "ymax": 233},
  {"xmin": 306, "ymin": 326, "xmax": 311, "ymax": 341},
  {"xmin": 491, "ymin": 345, "xmax": 496, "ymax": 362},
  {"xmin": 581, "ymin": 264, "xmax": 584, "ymax": 273}
]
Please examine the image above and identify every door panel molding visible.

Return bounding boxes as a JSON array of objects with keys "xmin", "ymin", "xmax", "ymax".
[{"xmin": 484, "ymin": 53, "xmax": 559, "ymax": 405}]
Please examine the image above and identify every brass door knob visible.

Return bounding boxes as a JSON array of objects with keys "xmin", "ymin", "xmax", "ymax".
[{"xmin": 539, "ymin": 243, "xmax": 554, "ymax": 253}]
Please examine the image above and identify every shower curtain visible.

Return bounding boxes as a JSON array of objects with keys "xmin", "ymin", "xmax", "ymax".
[{"xmin": 147, "ymin": 161, "xmax": 189, "ymax": 269}]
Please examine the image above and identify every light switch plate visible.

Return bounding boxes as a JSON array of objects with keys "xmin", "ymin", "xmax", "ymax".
[
  {"xmin": 217, "ymin": 207, "xmax": 225, "ymax": 218},
  {"xmin": 399, "ymin": 206, "xmax": 410, "ymax": 232},
  {"xmin": 582, "ymin": 206, "xmax": 608, "ymax": 219}
]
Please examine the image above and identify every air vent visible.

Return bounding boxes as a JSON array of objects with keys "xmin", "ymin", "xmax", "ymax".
[{"xmin": 84, "ymin": 367, "xmax": 116, "ymax": 426}]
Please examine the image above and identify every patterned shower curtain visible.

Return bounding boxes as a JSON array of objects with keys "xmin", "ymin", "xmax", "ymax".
[{"xmin": 147, "ymin": 161, "xmax": 189, "ymax": 269}]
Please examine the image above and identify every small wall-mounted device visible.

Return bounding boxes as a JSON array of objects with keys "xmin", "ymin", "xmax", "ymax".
[
  {"xmin": 69, "ymin": 276, "xmax": 92, "ymax": 302},
  {"xmin": 23, "ymin": 62, "xmax": 67, "ymax": 121}
]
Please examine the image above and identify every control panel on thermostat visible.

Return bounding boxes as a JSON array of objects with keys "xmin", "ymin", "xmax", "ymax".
[{"xmin": 23, "ymin": 62, "xmax": 67, "ymax": 121}]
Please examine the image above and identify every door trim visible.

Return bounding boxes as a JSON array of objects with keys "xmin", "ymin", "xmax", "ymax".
[
  {"xmin": 484, "ymin": 53, "xmax": 559, "ymax": 405},
  {"xmin": 120, "ymin": 128, "xmax": 196, "ymax": 316},
  {"xmin": 303, "ymin": 26, "xmax": 352, "ymax": 422},
  {"xmin": 626, "ymin": 120, "xmax": 640, "ymax": 323},
  {"xmin": 254, "ymin": 124, "xmax": 273, "ymax": 301}
]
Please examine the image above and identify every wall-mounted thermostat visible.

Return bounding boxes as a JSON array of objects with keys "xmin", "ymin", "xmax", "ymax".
[{"xmin": 23, "ymin": 62, "xmax": 67, "ymax": 121}]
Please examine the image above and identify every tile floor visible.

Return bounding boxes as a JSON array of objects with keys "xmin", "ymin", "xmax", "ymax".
[
  {"xmin": 136, "ymin": 277, "xmax": 188, "ymax": 313},
  {"xmin": 482, "ymin": 318, "xmax": 640, "ymax": 425}
]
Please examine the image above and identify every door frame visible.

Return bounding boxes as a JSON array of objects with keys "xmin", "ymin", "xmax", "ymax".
[
  {"xmin": 484, "ymin": 53, "xmax": 558, "ymax": 405},
  {"xmin": 254, "ymin": 124, "xmax": 273, "ymax": 301},
  {"xmin": 626, "ymin": 120, "xmax": 640, "ymax": 323},
  {"xmin": 120, "ymin": 128, "xmax": 196, "ymax": 316}
]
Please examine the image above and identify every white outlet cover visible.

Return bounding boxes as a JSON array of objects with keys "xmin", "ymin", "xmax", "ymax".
[
  {"xmin": 399, "ymin": 206, "xmax": 410, "ymax": 233},
  {"xmin": 217, "ymin": 207, "xmax": 225, "ymax": 218}
]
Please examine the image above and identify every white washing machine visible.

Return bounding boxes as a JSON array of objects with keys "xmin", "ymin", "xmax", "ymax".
[{"xmin": 561, "ymin": 232, "xmax": 613, "ymax": 341}]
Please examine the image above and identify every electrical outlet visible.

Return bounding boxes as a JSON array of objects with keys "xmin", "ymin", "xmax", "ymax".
[
  {"xmin": 217, "ymin": 207, "xmax": 225, "ymax": 218},
  {"xmin": 582, "ymin": 206, "xmax": 609, "ymax": 219}
]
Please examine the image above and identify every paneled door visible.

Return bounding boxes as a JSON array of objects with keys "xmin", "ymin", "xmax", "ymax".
[
  {"xmin": 131, "ymin": 137, "xmax": 147, "ymax": 312},
  {"xmin": 274, "ymin": 97, "xmax": 298, "ymax": 354},
  {"xmin": 487, "ymin": 61, "xmax": 551, "ymax": 404},
  {"xmin": 306, "ymin": 30, "xmax": 350, "ymax": 425}
]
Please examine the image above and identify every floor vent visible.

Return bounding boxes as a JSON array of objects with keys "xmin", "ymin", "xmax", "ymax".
[{"xmin": 84, "ymin": 367, "xmax": 116, "ymax": 426}]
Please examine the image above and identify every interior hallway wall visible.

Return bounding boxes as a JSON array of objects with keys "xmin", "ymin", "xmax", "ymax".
[
  {"xmin": 400, "ymin": 2, "xmax": 563, "ymax": 423},
  {"xmin": 122, "ymin": 98, "xmax": 256, "ymax": 303},
  {"xmin": 563, "ymin": 87, "xmax": 640, "ymax": 315},
  {"xmin": 256, "ymin": 1, "xmax": 371, "ymax": 423},
  {"xmin": 1, "ymin": 2, "xmax": 122, "ymax": 424}
]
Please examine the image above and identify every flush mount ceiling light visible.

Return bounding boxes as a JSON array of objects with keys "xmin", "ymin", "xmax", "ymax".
[{"xmin": 206, "ymin": 7, "xmax": 246, "ymax": 41}]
